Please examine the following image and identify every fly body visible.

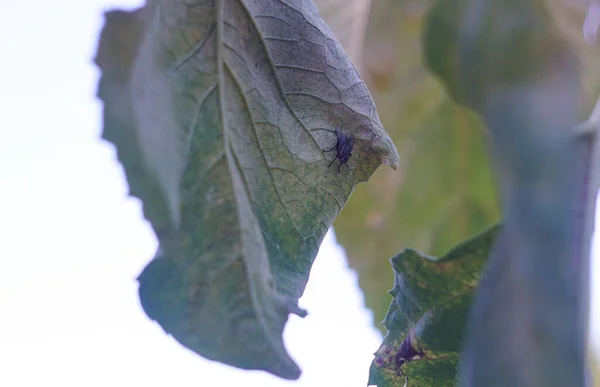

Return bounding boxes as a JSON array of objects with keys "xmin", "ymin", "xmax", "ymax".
[{"xmin": 324, "ymin": 127, "xmax": 355, "ymax": 173}]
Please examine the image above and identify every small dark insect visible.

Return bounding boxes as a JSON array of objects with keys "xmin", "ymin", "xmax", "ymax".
[
  {"xmin": 394, "ymin": 335, "xmax": 425, "ymax": 378},
  {"xmin": 371, "ymin": 336, "xmax": 426, "ymax": 385},
  {"xmin": 324, "ymin": 127, "xmax": 355, "ymax": 173}
]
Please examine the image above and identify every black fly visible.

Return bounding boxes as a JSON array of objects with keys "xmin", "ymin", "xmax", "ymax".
[
  {"xmin": 372, "ymin": 335, "xmax": 425, "ymax": 386},
  {"xmin": 324, "ymin": 127, "xmax": 355, "ymax": 173}
]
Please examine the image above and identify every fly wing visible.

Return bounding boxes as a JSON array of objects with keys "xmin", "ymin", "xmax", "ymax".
[
  {"xmin": 347, "ymin": 135, "xmax": 356, "ymax": 152},
  {"xmin": 338, "ymin": 134, "xmax": 356, "ymax": 163}
]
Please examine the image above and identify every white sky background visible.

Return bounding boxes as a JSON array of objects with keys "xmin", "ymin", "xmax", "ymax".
[{"xmin": 0, "ymin": 1, "xmax": 599, "ymax": 386}]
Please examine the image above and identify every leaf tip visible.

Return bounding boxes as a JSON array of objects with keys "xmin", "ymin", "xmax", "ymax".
[{"xmin": 371, "ymin": 133, "xmax": 400, "ymax": 171}]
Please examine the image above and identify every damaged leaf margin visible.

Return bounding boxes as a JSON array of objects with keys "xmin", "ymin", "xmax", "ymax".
[{"xmin": 368, "ymin": 224, "xmax": 500, "ymax": 386}]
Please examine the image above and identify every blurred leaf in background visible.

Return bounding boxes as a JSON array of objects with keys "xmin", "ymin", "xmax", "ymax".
[
  {"xmin": 592, "ymin": 350, "xmax": 600, "ymax": 386},
  {"xmin": 313, "ymin": 0, "xmax": 372, "ymax": 71},
  {"xmin": 317, "ymin": 0, "xmax": 500, "ymax": 330},
  {"xmin": 549, "ymin": 0, "xmax": 600, "ymax": 114},
  {"xmin": 317, "ymin": 0, "xmax": 600, "ymax": 333}
]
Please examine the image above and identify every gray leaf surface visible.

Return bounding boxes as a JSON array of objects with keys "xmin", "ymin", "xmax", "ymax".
[{"xmin": 95, "ymin": 0, "xmax": 398, "ymax": 379}]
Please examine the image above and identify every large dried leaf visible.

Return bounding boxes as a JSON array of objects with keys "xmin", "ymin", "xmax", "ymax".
[
  {"xmin": 368, "ymin": 224, "xmax": 501, "ymax": 386},
  {"xmin": 332, "ymin": 1, "xmax": 500, "ymax": 331},
  {"xmin": 95, "ymin": 0, "xmax": 398, "ymax": 380}
]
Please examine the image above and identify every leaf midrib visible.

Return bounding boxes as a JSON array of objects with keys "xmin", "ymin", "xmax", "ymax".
[{"xmin": 214, "ymin": 0, "xmax": 295, "ymax": 364}]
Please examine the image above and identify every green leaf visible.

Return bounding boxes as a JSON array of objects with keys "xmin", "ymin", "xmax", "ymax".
[
  {"xmin": 95, "ymin": 0, "xmax": 398, "ymax": 380},
  {"xmin": 422, "ymin": 0, "xmax": 465, "ymax": 105},
  {"xmin": 368, "ymin": 224, "xmax": 501, "ymax": 386},
  {"xmin": 331, "ymin": 1, "xmax": 501, "ymax": 331}
]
